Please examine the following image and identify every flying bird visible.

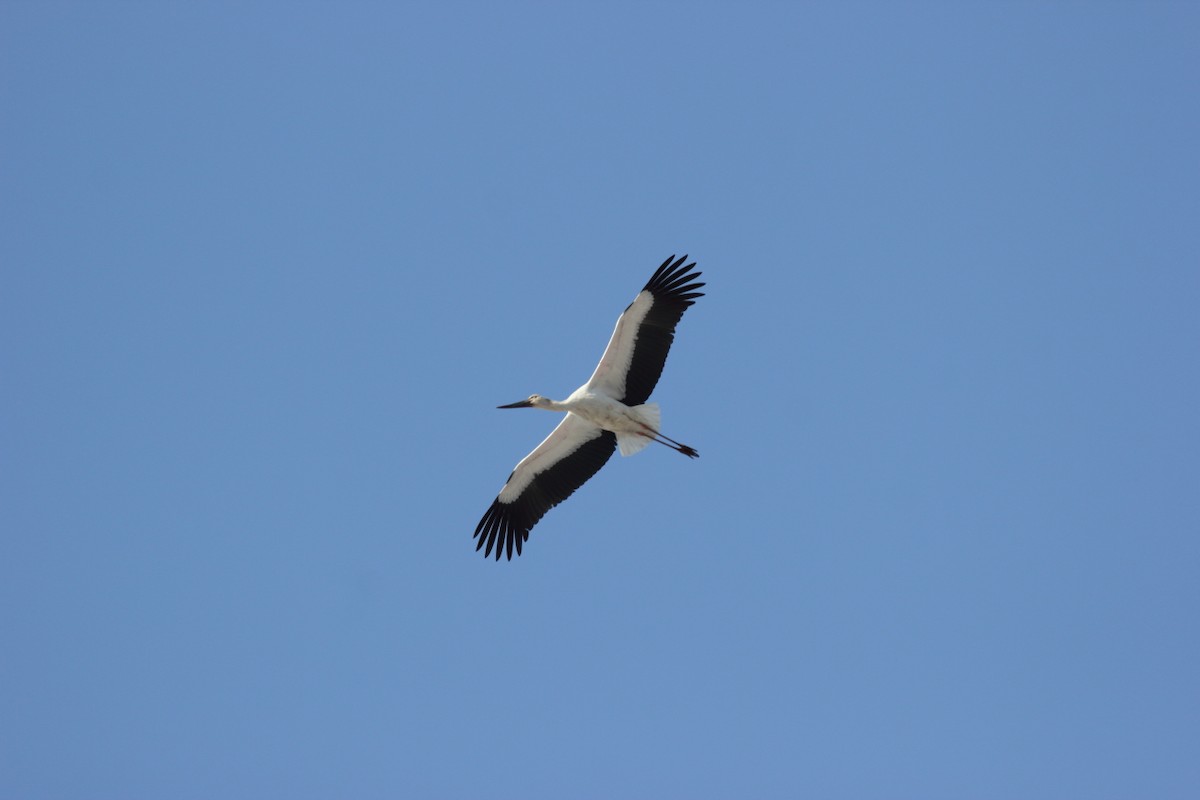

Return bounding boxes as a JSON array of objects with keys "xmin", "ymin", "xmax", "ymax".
[{"xmin": 474, "ymin": 254, "xmax": 705, "ymax": 560}]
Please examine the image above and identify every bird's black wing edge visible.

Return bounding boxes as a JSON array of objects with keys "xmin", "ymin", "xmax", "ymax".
[
  {"xmin": 474, "ymin": 430, "xmax": 618, "ymax": 560},
  {"xmin": 620, "ymin": 255, "xmax": 705, "ymax": 405}
]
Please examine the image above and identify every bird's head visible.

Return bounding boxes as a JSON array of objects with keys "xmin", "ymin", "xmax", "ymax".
[{"xmin": 497, "ymin": 394, "xmax": 549, "ymax": 410}]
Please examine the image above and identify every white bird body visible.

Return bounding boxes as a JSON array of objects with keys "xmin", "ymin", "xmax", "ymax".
[{"xmin": 476, "ymin": 255, "xmax": 704, "ymax": 560}]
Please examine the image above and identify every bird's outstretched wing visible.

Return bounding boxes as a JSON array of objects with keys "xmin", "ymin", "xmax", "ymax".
[
  {"xmin": 584, "ymin": 255, "xmax": 704, "ymax": 406},
  {"xmin": 474, "ymin": 413, "xmax": 617, "ymax": 560}
]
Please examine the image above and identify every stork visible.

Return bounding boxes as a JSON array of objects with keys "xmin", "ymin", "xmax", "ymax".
[{"xmin": 474, "ymin": 254, "xmax": 705, "ymax": 560}]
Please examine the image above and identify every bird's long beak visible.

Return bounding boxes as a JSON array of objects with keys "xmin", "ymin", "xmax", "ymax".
[{"xmin": 497, "ymin": 399, "xmax": 533, "ymax": 409}]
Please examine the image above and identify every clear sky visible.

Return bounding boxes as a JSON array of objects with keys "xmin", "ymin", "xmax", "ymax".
[{"xmin": 2, "ymin": 2, "xmax": 1198, "ymax": 798}]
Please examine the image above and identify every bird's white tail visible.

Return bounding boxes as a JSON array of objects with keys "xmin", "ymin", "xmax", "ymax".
[{"xmin": 616, "ymin": 403, "xmax": 660, "ymax": 457}]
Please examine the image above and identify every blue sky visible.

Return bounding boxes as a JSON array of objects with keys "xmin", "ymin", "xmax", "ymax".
[{"xmin": 2, "ymin": 2, "xmax": 1198, "ymax": 797}]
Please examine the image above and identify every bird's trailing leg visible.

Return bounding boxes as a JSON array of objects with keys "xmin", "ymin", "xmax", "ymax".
[{"xmin": 640, "ymin": 425, "xmax": 699, "ymax": 458}]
